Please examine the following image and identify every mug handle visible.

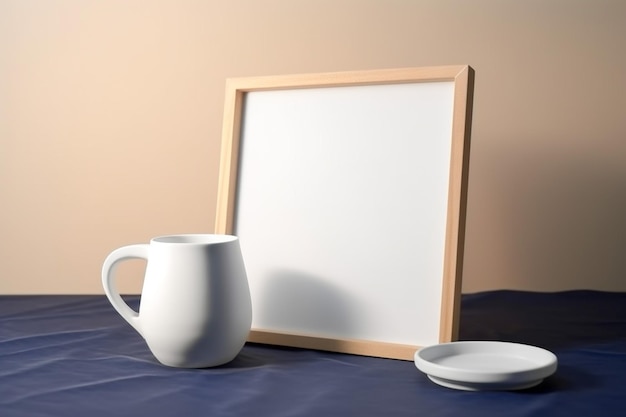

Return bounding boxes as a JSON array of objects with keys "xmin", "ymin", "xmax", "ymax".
[{"xmin": 101, "ymin": 244, "xmax": 149, "ymax": 336}]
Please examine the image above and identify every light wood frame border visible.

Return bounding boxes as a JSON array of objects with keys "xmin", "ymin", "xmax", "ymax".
[{"xmin": 215, "ymin": 66, "xmax": 474, "ymax": 360}]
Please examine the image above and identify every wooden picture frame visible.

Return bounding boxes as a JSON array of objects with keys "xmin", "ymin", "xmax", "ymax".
[{"xmin": 215, "ymin": 66, "xmax": 474, "ymax": 360}]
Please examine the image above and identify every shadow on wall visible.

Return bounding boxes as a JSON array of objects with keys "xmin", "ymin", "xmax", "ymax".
[{"xmin": 464, "ymin": 140, "xmax": 626, "ymax": 292}]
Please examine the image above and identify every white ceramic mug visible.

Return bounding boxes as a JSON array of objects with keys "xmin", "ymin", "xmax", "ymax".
[{"xmin": 101, "ymin": 234, "xmax": 252, "ymax": 368}]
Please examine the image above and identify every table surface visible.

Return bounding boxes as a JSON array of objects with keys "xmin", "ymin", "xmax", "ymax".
[{"xmin": 1, "ymin": 290, "xmax": 625, "ymax": 417}]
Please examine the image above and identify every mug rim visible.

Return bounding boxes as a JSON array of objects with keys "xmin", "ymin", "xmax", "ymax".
[{"xmin": 151, "ymin": 234, "xmax": 238, "ymax": 245}]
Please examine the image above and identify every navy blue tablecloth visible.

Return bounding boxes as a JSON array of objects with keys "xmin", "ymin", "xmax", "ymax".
[{"xmin": 1, "ymin": 291, "xmax": 625, "ymax": 417}]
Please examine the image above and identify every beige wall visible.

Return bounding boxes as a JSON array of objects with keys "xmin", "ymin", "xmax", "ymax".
[{"xmin": 1, "ymin": 0, "xmax": 625, "ymax": 294}]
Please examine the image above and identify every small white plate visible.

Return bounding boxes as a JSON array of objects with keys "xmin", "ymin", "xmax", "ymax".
[{"xmin": 414, "ymin": 341, "xmax": 558, "ymax": 391}]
